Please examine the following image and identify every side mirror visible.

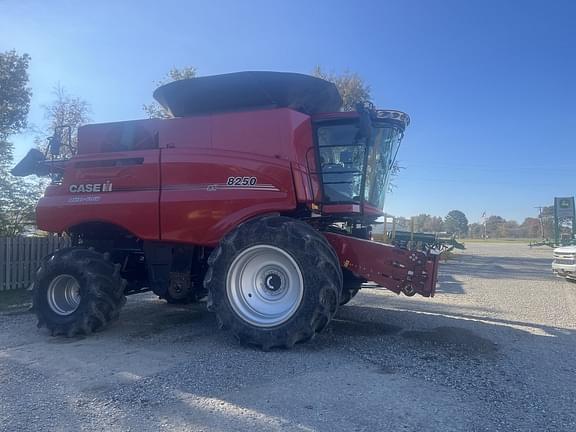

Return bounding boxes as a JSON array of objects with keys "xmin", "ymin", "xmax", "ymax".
[
  {"xmin": 355, "ymin": 102, "xmax": 372, "ymax": 144},
  {"xmin": 48, "ymin": 134, "xmax": 61, "ymax": 156}
]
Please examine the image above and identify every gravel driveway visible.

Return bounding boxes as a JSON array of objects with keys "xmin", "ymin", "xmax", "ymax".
[{"xmin": 1, "ymin": 242, "xmax": 575, "ymax": 431}]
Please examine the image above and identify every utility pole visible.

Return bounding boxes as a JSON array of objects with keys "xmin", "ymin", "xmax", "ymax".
[{"xmin": 535, "ymin": 206, "xmax": 545, "ymax": 239}]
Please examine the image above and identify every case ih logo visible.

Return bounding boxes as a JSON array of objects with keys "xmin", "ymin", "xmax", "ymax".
[{"xmin": 69, "ymin": 181, "xmax": 113, "ymax": 193}]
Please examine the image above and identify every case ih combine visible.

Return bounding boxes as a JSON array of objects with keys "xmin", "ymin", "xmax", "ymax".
[{"xmin": 13, "ymin": 71, "xmax": 440, "ymax": 349}]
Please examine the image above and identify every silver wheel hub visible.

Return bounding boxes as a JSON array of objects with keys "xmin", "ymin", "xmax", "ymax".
[
  {"xmin": 47, "ymin": 274, "xmax": 81, "ymax": 316},
  {"xmin": 227, "ymin": 245, "xmax": 304, "ymax": 327}
]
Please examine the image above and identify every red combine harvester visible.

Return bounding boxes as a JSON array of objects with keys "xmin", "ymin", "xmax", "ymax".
[{"xmin": 13, "ymin": 72, "xmax": 439, "ymax": 349}]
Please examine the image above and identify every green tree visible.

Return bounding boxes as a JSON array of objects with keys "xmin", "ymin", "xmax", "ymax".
[
  {"xmin": 143, "ymin": 66, "xmax": 197, "ymax": 118},
  {"xmin": 312, "ymin": 66, "xmax": 371, "ymax": 111},
  {"xmin": 444, "ymin": 210, "xmax": 469, "ymax": 236},
  {"xmin": 0, "ymin": 157, "xmax": 42, "ymax": 235},
  {"xmin": 0, "ymin": 139, "xmax": 16, "ymax": 231},
  {"xmin": 502, "ymin": 220, "xmax": 520, "ymax": 238},
  {"xmin": 485, "ymin": 215, "xmax": 506, "ymax": 238},
  {"xmin": 520, "ymin": 217, "xmax": 541, "ymax": 239},
  {"xmin": 0, "ymin": 50, "xmax": 38, "ymax": 235},
  {"xmin": 413, "ymin": 214, "xmax": 445, "ymax": 233},
  {"xmin": 468, "ymin": 222, "xmax": 484, "ymax": 239},
  {"xmin": 0, "ymin": 50, "xmax": 31, "ymax": 138}
]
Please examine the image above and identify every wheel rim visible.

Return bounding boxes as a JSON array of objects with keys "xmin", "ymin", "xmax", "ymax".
[
  {"xmin": 227, "ymin": 245, "xmax": 304, "ymax": 327},
  {"xmin": 47, "ymin": 274, "xmax": 81, "ymax": 316},
  {"xmin": 168, "ymin": 284, "xmax": 187, "ymax": 300}
]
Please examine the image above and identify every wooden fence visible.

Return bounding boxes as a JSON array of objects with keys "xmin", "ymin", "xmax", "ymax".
[{"xmin": 0, "ymin": 236, "xmax": 70, "ymax": 291}]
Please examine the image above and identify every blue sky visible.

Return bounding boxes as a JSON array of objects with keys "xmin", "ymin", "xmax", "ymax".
[{"xmin": 1, "ymin": 0, "xmax": 575, "ymax": 223}]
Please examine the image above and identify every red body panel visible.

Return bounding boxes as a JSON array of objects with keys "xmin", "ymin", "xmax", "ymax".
[
  {"xmin": 37, "ymin": 149, "xmax": 161, "ymax": 240},
  {"xmin": 37, "ymin": 109, "xmax": 314, "ymax": 245},
  {"xmin": 160, "ymin": 150, "xmax": 296, "ymax": 245},
  {"xmin": 324, "ymin": 232, "xmax": 438, "ymax": 297},
  {"xmin": 158, "ymin": 109, "xmax": 306, "ymax": 245}
]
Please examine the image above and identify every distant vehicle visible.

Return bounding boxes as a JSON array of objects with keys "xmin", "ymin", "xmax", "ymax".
[{"xmin": 552, "ymin": 246, "xmax": 576, "ymax": 281}]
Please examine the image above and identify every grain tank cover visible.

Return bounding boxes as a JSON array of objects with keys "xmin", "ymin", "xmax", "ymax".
[{"xmin": 153, "ymin": 71, "xmax": 343, "ymax": 117}]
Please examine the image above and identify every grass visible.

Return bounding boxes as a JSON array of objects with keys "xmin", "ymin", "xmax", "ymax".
[
  {"xmin": 0, "ymin": 289, "xmax": 32, "ymax": 313},
  {"xmin": 462, "ymin": 238, "xmax": 534, "ymax": 244}
]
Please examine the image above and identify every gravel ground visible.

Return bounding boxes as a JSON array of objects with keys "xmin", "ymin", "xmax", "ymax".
[{"xmin": 0, "ymin": 242, "xmax": 575, "ymax": 431}]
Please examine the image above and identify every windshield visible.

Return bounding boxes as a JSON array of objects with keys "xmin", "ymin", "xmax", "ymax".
[
  {"xmin": 364, "ymin": 125, "xmax": 403, "ymax": 209},
  {"xmin": 316, "ymin": 121, "xmax": 402, "ymax": 209}
]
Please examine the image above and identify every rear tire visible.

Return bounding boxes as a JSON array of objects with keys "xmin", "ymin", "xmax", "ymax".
[
  {"xmin": 205, "ymin": 216, "xmax": 342, "ymax": 350},
  {"xmin": 33, "ymin": 248, "xmax": 126, "ymax": 337}
]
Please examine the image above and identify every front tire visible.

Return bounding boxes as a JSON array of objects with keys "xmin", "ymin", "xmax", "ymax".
[
  {"xmin": 33, "ymin": 248, "xmax": 126, "ymax": 337},
  {"xmin": 205, "ymin": 216, "xmax": 342, "ymax": 350}
]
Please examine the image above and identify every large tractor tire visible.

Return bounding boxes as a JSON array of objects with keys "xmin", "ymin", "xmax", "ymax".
[
  {"xmin": 33, "ymin": 248, "xmax": 126, "ymax": 337},
  {"xmin": 205, "ymin": 216, "xmax": 342, "ymax": 350},
  {"xmin": 339, "ymin": 269, "xmax": 365, "ymax": 306}
]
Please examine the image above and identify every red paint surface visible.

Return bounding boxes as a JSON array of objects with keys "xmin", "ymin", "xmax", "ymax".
[
  {"xmin": 37, "ymin": 149, "xmax": 161, "ymax": 239},
  {"xmin": 323, "ymin": 232, "xmax": 439, "ymax": 297},
  {"xmin": 38, "ymin": 109, "xmax": 311, "ymax": 244}
]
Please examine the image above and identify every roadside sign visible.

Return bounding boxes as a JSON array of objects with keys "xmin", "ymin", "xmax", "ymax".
[{"xmin": 555, "ymin": 197, "xmax": 575, "ymax": 219}]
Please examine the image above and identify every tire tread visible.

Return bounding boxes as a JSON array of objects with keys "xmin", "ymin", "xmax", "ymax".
[
  {"xmin": 33, "ymin": 248, "xmax": 126, "ymax": 337},
  {"xmin": 205, "ymin": 216, "xmax": 342, "ymax": 349}
]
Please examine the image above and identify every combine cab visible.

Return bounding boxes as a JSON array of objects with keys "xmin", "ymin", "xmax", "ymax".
[{"xmin": 13, "ymin": 71, "xmax": 440, "ymax": 348}]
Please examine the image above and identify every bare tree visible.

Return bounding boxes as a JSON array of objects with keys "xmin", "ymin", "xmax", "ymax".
[
  {"xmin": 312, "ymin": 66, "xmax": 371, "ymax": 112},
  {"xmin": 143, "ymin": 67, "xmax": 197, "ymax": 119},
  {"xmin": 36, "ymin": 84, "xmax": 91, "ymax": 157}
]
